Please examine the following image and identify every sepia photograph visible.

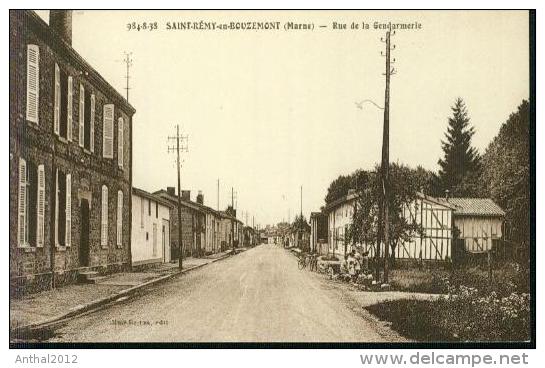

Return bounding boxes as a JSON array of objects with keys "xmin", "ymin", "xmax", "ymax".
[{"xmin": 8, "ymin": 9, "xmax": 534, "ymax": 348}]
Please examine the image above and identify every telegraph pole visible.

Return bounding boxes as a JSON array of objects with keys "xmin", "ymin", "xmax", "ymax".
[
  {"xmin": 231, "ymin": 187, "xmax": 235, "ymax": 252},
  {"xmin": 217, "ymin": 179, "xmax": 220, "ymax": 211},
  {"xmin": 122, "ymin": 51, "xmax": 133, "ymax": 102},
  {"xmin": 380, "ymin": 30, "xmax": 396, "ymax": 283},
  {"xmin": 168, "ymin": 125, "xmax": 188, "ymax": 270}
]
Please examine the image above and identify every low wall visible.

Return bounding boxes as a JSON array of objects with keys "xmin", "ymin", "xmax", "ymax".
[{"xmin": 10, "ymin": 262, "xmax": 129, "ymax": 298}]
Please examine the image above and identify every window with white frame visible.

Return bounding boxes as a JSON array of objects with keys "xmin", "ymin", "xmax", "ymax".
[
  {"xmin": 117, "ymin": 190, "xmax": 123, "ymax": 247},
  {"xmin": 101, "ymin": 185, "xmax": 109, "ymax": 247},
  {"xmin": 26, "ymin": 45, "xmax": 39, "ymax": 123},
  {"xmin": 53, "ymin": 63, "xmax": 73, "ymax": 141},
  {"xmin": 78, "ymin": 85, "xmax": 95, "ymax": 152},
  {"xmin": 117, "ymin": 117, "xmax": 124, "ymax": 168},
  {"xmin": 17, "ymin": 158, "xmax": 46, "ymax": 247},
  {"xmin": 102, "ymin": 104, "xmax": 114, "ymax": 158}
]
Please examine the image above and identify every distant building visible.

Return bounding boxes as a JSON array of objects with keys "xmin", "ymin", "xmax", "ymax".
[
  {"xmin": 310, "ymin": 212, "xmax": 328, "ymax": 254},
  {"xmin": 154, "ymin": 188, "xmax": 207, "ymax": 258},
  {"xmin": 131, "ymin": 188, "xmax": 172, "ymax": 267},
  {"xmin": 10, "ymin": 10, "xmax": 135, "ymax": 294},
  {"xmin": 154, "ymin": 188, "xmax": 244, "ymax": 257}
]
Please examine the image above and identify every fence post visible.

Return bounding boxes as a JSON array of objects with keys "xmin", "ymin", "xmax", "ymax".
[{"xmin": 487, "ymin": 250, "xmax": 493, "ymax": 284}]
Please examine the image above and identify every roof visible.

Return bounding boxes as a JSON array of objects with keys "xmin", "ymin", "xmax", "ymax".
[
  {"xmin": 445, "ymin": 198, "xmax": 505, "ymax": 217},
  {"xmin": 22, "ymin": 11, "xmax": 135, "ymax": 115},
  {"xmin": 132, "ymin": 187, "xmax": 173, "ymax": 208},
  {"xmin": 323, "ymin": 192, "xmax": 359, "ymax": 212},
  {"xmin": 321, "ymin": 189, "xmax": 504, "ymax": 218},
  {"xmin": 153, "ymin": 189, "xmax": 207, "ymax": 213}
]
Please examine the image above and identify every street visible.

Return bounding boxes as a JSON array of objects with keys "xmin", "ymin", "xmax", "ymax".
[{"xmin": 48, "ymin": 244, "xmax": 395, "ymax": 342}]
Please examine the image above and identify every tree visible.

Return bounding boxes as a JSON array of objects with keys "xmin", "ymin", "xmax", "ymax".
[
  {"xmin": 437, "ymin": 98, "xmax": 481, "ymax": 197},
  {"xmin": 348, "ymin": 163, "xmax": 423, "ymax": 261},
  {"xmin": 292, "ymin": 214, "xmax": 309, "ymax": 230},
  {"xmin": 324, "ymin": 174, "xmax": 353, "ymax": 204},
  {"xmin": 481, "ymin": 100, "xmax": 530, "ymax": 251}
]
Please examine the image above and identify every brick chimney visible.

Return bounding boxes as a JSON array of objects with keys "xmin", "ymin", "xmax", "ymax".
[
  {"xmin": 166, "ymin": 187, "xmax": 175, "ymax": 196},
  {"xmin": 181, "ymin": 190, "xmax": 191, "ymax": 201},
  {"xmin": 49, "ymin": 10, "xmax": 73, "ymax": 45},
  {"xmin": 196, "ymin": 191, "xmax": 204, "ymax": 205}
]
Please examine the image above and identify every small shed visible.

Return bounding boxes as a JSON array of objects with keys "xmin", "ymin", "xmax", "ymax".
[{"xmin": 448, "ymin": 198, "xmax": 505, "ymax": 253}]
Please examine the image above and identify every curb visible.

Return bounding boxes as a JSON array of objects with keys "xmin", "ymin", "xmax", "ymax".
[{"xmin": 10, "ymin": 251, "xmax": 236, "ymax": 340}]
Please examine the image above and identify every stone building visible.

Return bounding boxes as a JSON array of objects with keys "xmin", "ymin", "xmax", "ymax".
[
  {"xmin": 154, "ymin": 188, "xmax": 207, "ymax": 259},
  {"xmin": 9, "ymin": 10, "xmax": 135, "ymax": 295}
]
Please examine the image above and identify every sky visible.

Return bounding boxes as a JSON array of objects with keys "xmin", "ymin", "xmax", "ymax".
[{"xmin": 36, "ymin": 10, "xmax": 529, "ymax": 227}]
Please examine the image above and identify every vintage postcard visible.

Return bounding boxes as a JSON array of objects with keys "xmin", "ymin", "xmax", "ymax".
[{"xmin": 9, "ymin": 10, "xmax": 534, "ymax": 347}]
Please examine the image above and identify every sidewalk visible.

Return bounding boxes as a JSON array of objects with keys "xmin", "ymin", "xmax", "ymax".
[{"xmin": 10, "ymin": 250, "xmax": 234, "ymax": 337}]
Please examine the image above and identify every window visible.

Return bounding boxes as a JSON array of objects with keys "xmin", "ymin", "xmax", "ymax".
[
  {"xmin": 54, "ymin": 169, "xmax": 71, "ymax": 247},
  {"xmin": 148, "ymin": 199, "xmax": 151, "ymax": 216},
  {"xmin": 117, "ymin": 190, "xmax": 123, "ymax": 247},
  {"xmin": 155, "ymin": 201, "xmax": 158, "ymax": 218},
  {"xmin": 79, "ymin": 86, "xmax": 95, "ymax": 151},
  {"xmin": 117, "ymin": 117, "xmax": 124, "ymax": 168},
  {"xmin": 54, "ymin": 64, "xmax": 73, "ymax": 140},
  {"xmin": 26, "ymin": 45, "xmax": 39, "ymax": 123},
  {"xmin": 102, "ymin": 104, "xmax": 114, "ymax": 158},
  {"xmin": 18, "ymin": 159, "xmax": 28, "ymax": 246},
  {"xmin": 101, "ymin": 185, "xmax": 108, "ymax": 247}
]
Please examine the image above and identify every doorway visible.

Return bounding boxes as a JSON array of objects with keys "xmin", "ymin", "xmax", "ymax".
[
  {"xmin": 79, "ymin": 199, "xmax": 90, "ymax": 267},
  {"xmin": 162, "ymin": 219, "xmax": 170, "ymax": 263}
]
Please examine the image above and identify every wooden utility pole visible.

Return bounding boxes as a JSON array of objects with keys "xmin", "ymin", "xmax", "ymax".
[
  {"xmin": 231, "ymin": 187, "xmax": 235, "ymax": 252},
  {"xmin": 122, "ymin": 51, "xmax": 133, "ymax": 102},
  {"xmin": 168, "ymin": 125, "xmax": 188, "ymax": 270},
  {"xmin": 381, "ymin": 30, "xmax": 395, "ymax": 283}
]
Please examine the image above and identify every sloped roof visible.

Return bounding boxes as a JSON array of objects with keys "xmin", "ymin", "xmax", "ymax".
[
  {"xmin": 446, "ymin": 198, "xmax": 505, "ymax": 217},
  {"xmin": 132, "ymin": 187, "xmax": 173, "ymax": 208}
]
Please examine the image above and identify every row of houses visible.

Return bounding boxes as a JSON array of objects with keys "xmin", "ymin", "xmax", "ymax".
[
  {"xmin": 9, "ymin": 10, "xmax": 254, "ymax": 296},
  {"xmin": 132, "ymin": 187, "xmax": 246, "ymax": 268},
  {"xmin": 309, "ymin": 189, "xmax": 506, "ymax": 263}
]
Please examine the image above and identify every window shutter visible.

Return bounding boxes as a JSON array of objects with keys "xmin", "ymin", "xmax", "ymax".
[
  {"xmin": 79, "ymin": 84, "xmax": 85, "ymax": 147},
  {"xmin": 26, "ymin": 45, "xmax": 39, "ymax": 123},
  {"xmin": 101, "ymin": 185, "xmax": 108, "ymax": 246},
  {"xmin": 54, "ymin": 169, "xmax": 59, "ymax": 246},
  {"xmin": 117, "ymin": 190, "xmax": 123, "ymax": 246},
  {"xmin": 65, "ymin": 174, "xmax": 71, "ymax": 246},
  {"xmin": 54, "ymin": 64, "xmax": 60, "ymax": 135},
  {"xmin": 90, "ymin": 94, "xmax": 95, "ymax": 152},
  {"xmin": 117, "ymin": 117, "xmax": 124, "ymax": 168},
  {"xmin": 102, "ymin": 104, "xmax": 114, "ymax": 158},
  {"xmin": 18, "ymin": 158, "xmax": 27, "ymax": 246},
  {"xmin": 67, "ymin": 76, "xmax": 73, "ymax": 141},
  {"xmin": 37, "ymin": 164, "xmax": 45, "ymax": 247}
]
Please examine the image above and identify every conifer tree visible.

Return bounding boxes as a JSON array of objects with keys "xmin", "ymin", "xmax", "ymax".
[{"xmin": 437, "ymin": 98, "xmax": 481, "ymax": 196}]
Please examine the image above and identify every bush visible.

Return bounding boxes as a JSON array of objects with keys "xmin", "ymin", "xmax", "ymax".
[
  {"xmin": 388, "ymin": 262, "xmax": 530, "ymax": 296},
  {"xmin": 366, "ymin": 286, "xmax": 531, "ymax": 342}
]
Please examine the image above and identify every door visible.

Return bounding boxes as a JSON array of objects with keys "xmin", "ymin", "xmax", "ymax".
[
  {"xmin": 152, "ymin": 223, "xmax": 157, "ymax": 258},
  {"xmin": 79, "ymin": 199, "xmax": 90, "ymax": 266},
  {"xmin": 162, "ymin": 219, "xmax": 170, "ymax": 263}
]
